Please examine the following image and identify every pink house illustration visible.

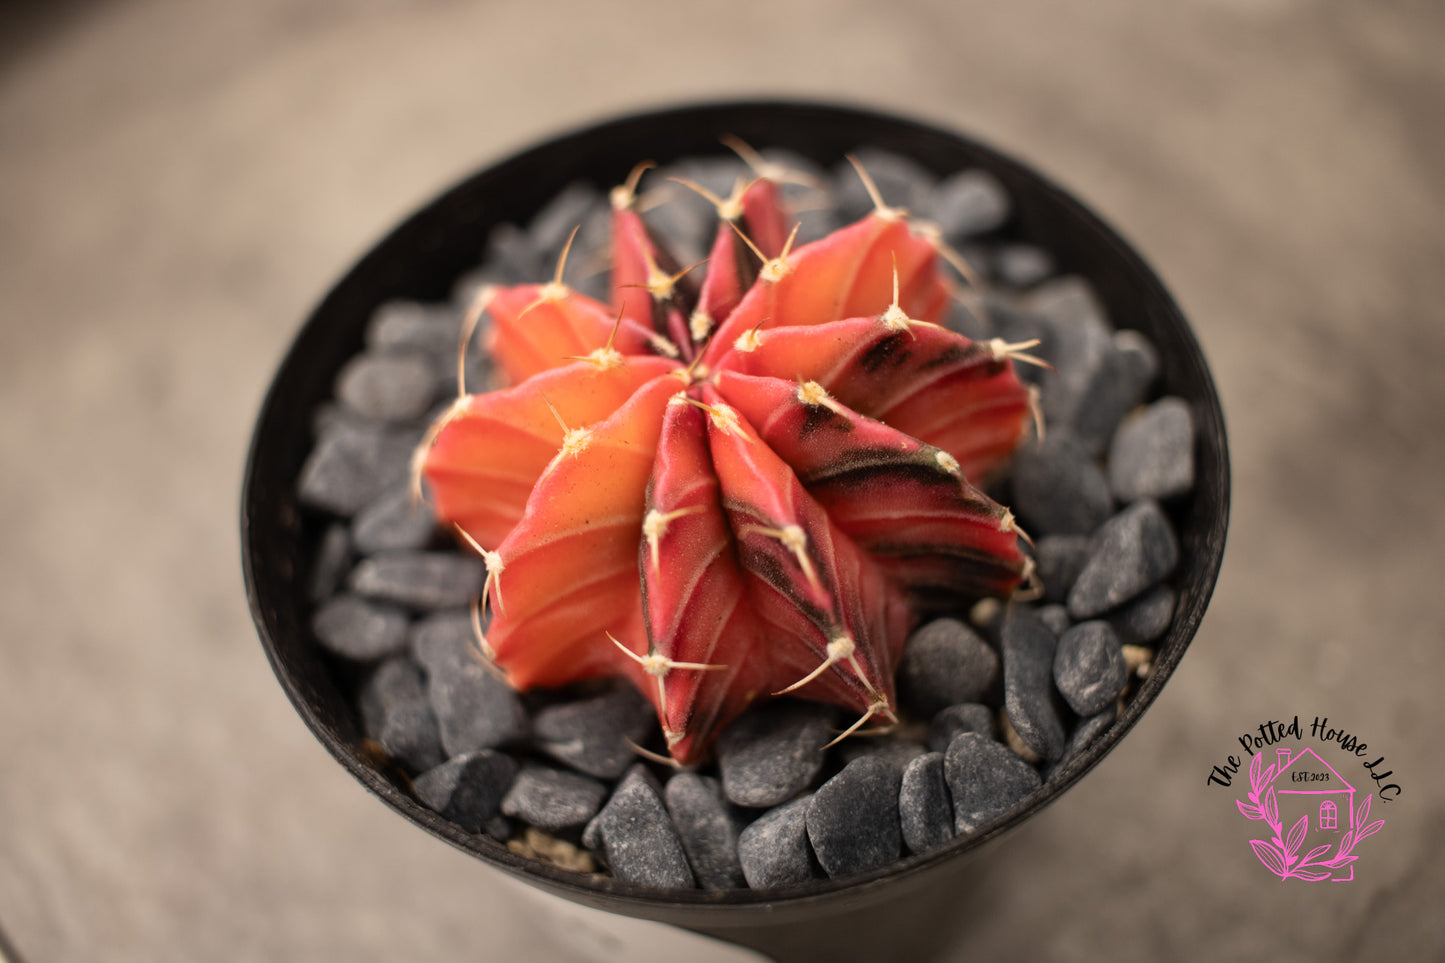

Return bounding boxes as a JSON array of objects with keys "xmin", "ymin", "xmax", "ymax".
[{"xmin": 1264, "ymin": 746, "xmax": 1357, "ymax": 882}]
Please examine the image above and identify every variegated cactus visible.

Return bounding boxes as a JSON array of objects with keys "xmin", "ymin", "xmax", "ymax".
[{"xmin": 416, "ymin": 148, "xmax": 1039, "ymax": 765}]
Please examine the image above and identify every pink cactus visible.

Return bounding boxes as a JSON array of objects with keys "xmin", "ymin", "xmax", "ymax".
[{"xmin": 416, "ymin": 149, "xmax": 1037, "ymax": 764}]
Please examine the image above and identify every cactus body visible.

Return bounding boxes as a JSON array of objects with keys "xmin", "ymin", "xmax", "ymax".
[{"xmin": 421, "ymin": 155, "xmax": 1033, "ymax": 763}]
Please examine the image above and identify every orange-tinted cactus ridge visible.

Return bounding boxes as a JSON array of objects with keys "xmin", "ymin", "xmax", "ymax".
[{"xmin": 420, "ymin": 151, "xmax": 1035, "ymax": 764}]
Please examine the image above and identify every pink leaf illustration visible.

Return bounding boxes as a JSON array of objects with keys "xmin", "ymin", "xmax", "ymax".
[
  {"xmin": 1355, "ymin": 793, "xmax": 1371, "ymax": 828},
  {"xmin": 1285, "ymin": 815, "xmax": 1308, "ymax": 859},
  {"xmin": 1327, "ymin": 854, "xmax": 1358, "ymax": 869},
  {"xmin": 1301, "ymin": 844, "xmax": 1333, "ymax": 865},
  {"xmin": 1250, "ymin": 839, "xmax": 1288, "ymax": 878},
  {"xmin": 1249, "ymin": 752, "xmax": 1264, "ymax": 791},
  {"xmin": 1236, "ymin": 799, "xmax": 1265, "ymax": 820},
  {"xmin": 1358, "ymin": 819, "xmax": 1384, "ymax": 842},
  {"xmin": 1261, "ymin": 764, "xmax": 1277, "ymax": 789},
  {"xmin": 1263, "ymin": 786, "xmax": 1280, "ymax": 827},
  {"xmin": 1293, "ymin": 868, "xmax": 1333, "ymax": 882},
  {"xmin": 1335, "ymin": 829, "xmax": 1355, "ymax": 856}
]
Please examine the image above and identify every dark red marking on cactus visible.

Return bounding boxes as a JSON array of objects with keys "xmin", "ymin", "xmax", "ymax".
[
  {"xmin": 716, "ymin": 318, "xmax": 1030, "ymax": 482},
  {"xmin": 712, "ymin": 370, "xmax": 1025, "ymax": 600},
  {"xmin": 420, "ymin": 149, "xmax": 1033, "ymax": 764}
]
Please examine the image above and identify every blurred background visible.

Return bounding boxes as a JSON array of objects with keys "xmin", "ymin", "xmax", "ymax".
[{"xmin": 1, "ymin": 0, "xmax": 1442, "ymax": 960}]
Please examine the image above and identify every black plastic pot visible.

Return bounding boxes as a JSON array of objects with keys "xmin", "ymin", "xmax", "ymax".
[{"xmin": 242, "ymin": 100, "xmax": 1229, "ymax": 962}]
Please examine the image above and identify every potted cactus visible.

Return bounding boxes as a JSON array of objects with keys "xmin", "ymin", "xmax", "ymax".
[
  {"xmin": 243, "ymin": 101, "xmax": 1228, "ymax": 960},
  {"xmin": 419, "ymin": 151, "xmax": 1039, "ymax": 766}
]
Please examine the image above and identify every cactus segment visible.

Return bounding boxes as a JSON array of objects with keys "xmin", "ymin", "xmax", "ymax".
[
  {"xmin": 739, "ymin": 176, "xmax": 789, "ymax": 262},
  {"xmin": 704, "ymin": 391, "xmax": 909, "ymax": 715},
  {"xmin": 480, "ymin": 374, "xmax": 680, "ymax": 689},
  {"xmin": 421, "ymin": 148, "xmax": 1034, "ymax": 763},
  {"xmin": 610, "ymin": 189, "xmax": 703, "ymax": 357},
  {"xmin": 713, "ymin": 370, "xmax": 1027, "ymax": 600},
  {"xmin": 703, "ymin": 213, "xmax": 949, "ymax": 362},
  {"xmin": 675, "ymin": 175, "xmax": 788, "ymax": 346},
  {"xmin": 715, "ymin": 318, "xmax": 1030, "ymax": 481},
  {"xmin": 485, "ymin": 285, "xmax": 657, "ymax": 386},
  {"xmin": 423, "ymin": 356, "xmax": 680, "ymax": 548},
  {"xmin": 640, "ymin": 400, "xmax": 771, "ymax": 760}
]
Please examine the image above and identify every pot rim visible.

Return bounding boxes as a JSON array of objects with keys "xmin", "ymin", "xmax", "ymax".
[{"xmin": 242, "ymin": 97, "xmax": 1230, "ymax": 922}]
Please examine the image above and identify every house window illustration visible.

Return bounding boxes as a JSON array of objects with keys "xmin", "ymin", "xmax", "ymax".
[{"xmin": 1320, "ymin": 800, "xmax": 1338, "ymax": 830}]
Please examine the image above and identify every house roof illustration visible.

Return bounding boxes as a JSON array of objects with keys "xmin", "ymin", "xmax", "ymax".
[{"xmin": 1267, "ymin": 746, "xmax": 1356, "ymax": 793}]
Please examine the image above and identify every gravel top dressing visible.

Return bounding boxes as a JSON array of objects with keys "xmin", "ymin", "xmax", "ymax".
[{"xmin": 294, "ymin": 146, "xmax": 1196, "ymax": 891}]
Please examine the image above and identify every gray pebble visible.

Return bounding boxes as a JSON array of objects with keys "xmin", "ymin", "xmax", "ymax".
[
  {"xmin": 897, "ymin": 618, "xmax": 999, "ymax": 717},
  {"xmin": 582, "ymin": 764, "xmax": 664, "ymax": 850},
  {"xmin": 409, "ymin": 611, "xmax": 482, "ymax": 674},
  {"xmin": 436, "ymin": 351, "xmax": 493, "ymax": 399},
  {"xmin": 308, "ymin": 523, "xmax": 352, "ymax": 602},
  {"xmin": 336, "ymin": 353, "xmax": 439, "ymax": 423},
  {"xmin": 945, "ymin": 295, "xmax": 990, "ymax": 342},
  {"xmin": 1109, "ymin": 584, "xmax": 1176, "ymax": 644},
  {"xmin": 1045, "ymin": 706, "xmax": 1118, "ymax": 780},
  {"xmin": 837, "ymin": 739, "xmax": 928, "ymax": 774},
  {"xmin": 807, "ymin": 756, "xmax": 902, "ymax": 879},
  {"xmin": 298, "ymin": 420, "xmax": 417, "ymax": 516},
  {"xmin": 309, "ymin": 400, "xmax": 365, "ymax": 439},
  {"xmin": 1053, "ymin": 621, "xmax": 1127, "ymax": 716},
  {"xmin": 412, "ymin": 750, "xmax": 518, "ymax": 833},
  {"xmin": 1073, "ymin": 331, "xmax": 1158, "ymax": 455},
  {"xmin": 570, "ymin": 203, "xmax": 614, "ymax": 302},
  {"xmin": 349, "ymin": 552, "xmax": 485, "ymax": 610},
  {"xmin": 717, "ymin": 701, "xmax": 835, "ymax": 808},
  {"xmin": 1029, "ymin": 278, "xmax": 1114, "ymax": 428},
  {"xmin": 451, "ymin": 267, "xmax": 506, "ymax": 314},
  {"xmin": 570, "ymin": 267, "xmax": 610, "ymax": 304},
  {"xmin": 528, "ymin": 181, "xmax": 605, "ymax": 259},
  {"xmin": 1010, "ymin": 430, "xmax": 1114, "ymax": 537},
  {"xmin": 532, "ymin": 685, "xmax": 656, "ymax": 779},
  {"xmin": 1109, "ymin": 397, "xmax": 1195, "ymax": 502},
  {"xmin": 585, "ymin": 766, "xmax": 695, "ymax": 889},
  {"xmin": 312, "ymin": 593, "xmax": 409, "ymax": 660},
  {"xmin": 500, "ymin": 765, "xmax": 607, "ymax": 831},
  {"xmin": 985, "ymin": 296, "xmax": 1053, "ymax": 386},
  {"xmin": 366, "ymin": 300, "xmax": 461, "ymax": 358},
  {"xmin": 482, "ymin": 815, "xmax": 513, "ymax": 842},
  {"xmin": 1002, "ymin": 608, "xmax": 1066, "ymax": 762},
  {"xmin": 928, "ymin": 703, "xmax": 996, "ymax": 753},
  {"xmin": 351, "ymin": 485, "xmax": 437, "ymax": 554},
  {"xmin": 899, "ymin": 752, "xmax": 954, "ymax": 855},
  {"xmin": 1037, "ymin": 603, "xmax": 1072, "ymax": 637},
  {"xmin": 835, "ymin": 148, "xmax": 935, "ymax": 219},
  {"xmin": 930, "ymin": 168, "xmax": 1009, "ymax": 238},
  {"xmin": 1035, "ymin": 534, "xmax": 1090, "ymax": 605},
  {"xmin": 737, "ymin": 796, "xmax": 816, "ymax": 889},
  {"xmin": 665, "ymin": 773, "xmax": 745, "ymax": 890},
  {"xmin": 644, "ymin": 186, "xmax": 714, "ymax": 267},
  {"xmin": 993, "ymin": 244, "xmax": 1054, "ymax": 288},
  {"xmin": 945, "ymin": 732, "xmax": 1042, "ymax": 834},
  {"xmin": 483, "ymin": 222, "xmax": 545, "ymax": 284},
  {"xmin": 1067, "ymin": 500, "xmax": 1179, "ymax": 620},
  {"xmin": 1068, "ymin": 705, "xmax": 1117, "ymax": 757},
  {"xmin": 410, "ymin": 613, "xmax": 527, "ymax": 756},
  {"xmin": 359, "ymin": 657, "xmax": 444, "ymax": 773}
]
